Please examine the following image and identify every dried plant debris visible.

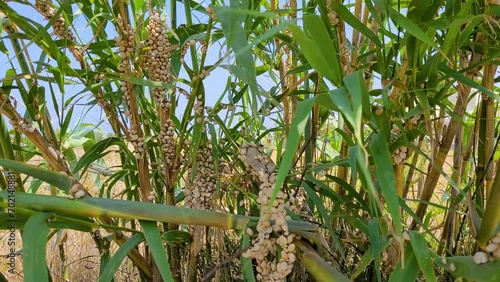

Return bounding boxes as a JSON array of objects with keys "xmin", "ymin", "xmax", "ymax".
[{"xmin": 239, "ymin": 143, "xmax": 296, "ymax": 281}]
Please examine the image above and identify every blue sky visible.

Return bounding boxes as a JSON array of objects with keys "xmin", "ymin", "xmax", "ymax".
[
  {"xmin": 1, "ymin": 0, "xmax": 283, "ymax": 136},
  {"xmin": 1, "ymin": 0, "xmax": 379, "ymax": 138}
]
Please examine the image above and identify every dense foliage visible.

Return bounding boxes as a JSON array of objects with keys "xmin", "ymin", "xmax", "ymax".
[{"xmin": 0, "ymin": 0, "xmax": 499, "ymax": 281}]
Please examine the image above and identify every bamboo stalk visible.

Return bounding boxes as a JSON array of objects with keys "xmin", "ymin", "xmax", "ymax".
[
  {"xmin": 481, "ymin": 64, "xmax": 497, "ymax": 197},
  {"xmin": 477, "ymin": 156, "xmax": 500, "ymax": 248},
  {"xmin": 439, "ymin": 128, "xmax": 463, "ymax": 255},
  {"xmin": 0, "ymin": 192, "xmax": 319, "ymax": 240},
  {"xmin": 295, "ymin": 240, "xmax": 349, "ymax": 282},
  {"xmin": 410, "ymin": 57, "xmax": 474, "ymax": 229},
  {"xmin": 403, "ymin": 135, "xmax": 424, "ymax": 198}
]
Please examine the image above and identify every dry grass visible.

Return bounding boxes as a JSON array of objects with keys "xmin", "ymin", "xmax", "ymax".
[{"xmin": 1, "ymin": 146, "xmax": 142, "ymax": 281}]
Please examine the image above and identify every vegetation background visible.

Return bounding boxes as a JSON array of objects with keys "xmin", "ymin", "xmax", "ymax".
[{"xmin": 0, "ymin": 0, "xmax": 499, "ymax": 281}]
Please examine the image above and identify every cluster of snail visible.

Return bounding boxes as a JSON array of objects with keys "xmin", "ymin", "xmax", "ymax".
[
  {"xmin": 180, "ymin": 40, "xmax": 208, "ymax": 64},
  {"xmin": 10, "ymin": 118, "xmax": 36, "ymax": 133},
  {"xmin": 239, "ymin": 143, "xmax": 296, "ymax": 281},
  {"xmin": 115, "ymin": 15, "xmax": 135, "ymax": 72},
  {"xmin": 470, "ymin": 233, "xmax": 500, "ymax": 266},
  {"xmin": 145, "ymin": 11, "xmax": 174, "ymax": 112},
  {"xmin": 159, "ymin": 119, "xmax": 176, "ymax": 166},
  {"xmin": 183, "ymin": 145, "xmax": 216, "ymax": 211},
  {"xmin": 35, "ymin": 0, "xmax": 76, "ymax": 43}
]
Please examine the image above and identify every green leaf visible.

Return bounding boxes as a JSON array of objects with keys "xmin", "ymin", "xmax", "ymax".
[
  {"xmin": 441, "ymin": 0, "xmax": 475, "ymax": 55},
  {"xmin": 302, "ymin": 181, "xmax": 344, "ymax": 258},
  {"xmin": 388, "ymin": 8, "xmax": 449, "ymax": 61},
  {"xmin": 288, "ymin": 24, "xmax": 340, "ymax": 86},
  {"xmin": 73, "ymin": 137, "xmax": 123, "ymax": 174},
  {"xmin": 23, "ymin": 212, "xmax": 52, "ymax": 282},
  {"xmin": 330, "ymin": 2, "xmax": 382, "ymax": 48},
  {"xmin": 241, "ymin": 234, "xmax": 256, "ymax": 282},
  {"xmin": 162, "ymin": 230, "xmax": 191, "ymax": 244},
  {"xmin": 439, "ymin": 65, "xmax": 500, "ymax": 103},
  {"xmin": 140, "ymin": 221, "xmax": 174, "ymax": 282},
  {"xmin": 272, "ymin": 97, "xmax": 317, "ymax": 206},
  {"xmin": 303, "ymin": 14, "xmax": 341, "ymax": 84},
  {"xmin": 215, "ymin": 4, "xmax": 259, "ymax": 115},
  {"xmin": 328, "ymin": 88, "xmax": 362, "ymax": 142},
  {"xmin": 368, "ymin": 219, "xmax": 382, "ymax": 259},
  {"xmin": 0, "ymin": 159, "xmax": 72, "ymax": 192},
  {"xmin": 370, "ymin": 131, "xmax": 402, "ymax": 237},
  {"xmin": 351, "ymin": 237, "xmax": 391, "ymax": 280},
  {"xmin": 434, "ymin": 254, "xmax": 500, "ymax": 282},
  {"xmin": 343, "ymin": 70, "xmax": 372, "ymax": 125},
  {"xmin": 409, "ymin": 231, "xmax": 437, "ymax": 282},
  {"xmin": 99, "ymin": 234, "xmax": 144, "ymax": 282},
  {"xmin": 388, "ymin": 243, "xmax": 419, "ymax": 282}
]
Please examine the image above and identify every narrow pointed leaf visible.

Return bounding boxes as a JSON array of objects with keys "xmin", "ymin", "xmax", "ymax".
[
  {"xmin": 99, "ymin": 234, "xmax": 144, "ymax": 282},
  {"xmin": 140, "ymin": 220, "xmax": 174, "ymax": 282},
  {"xmin": 0, "ymin": 159, "xmax": 72, "ymax": 192},
  {"xmin": 23, "ymin": 212, "xmax": 52, "ymax": 282}
]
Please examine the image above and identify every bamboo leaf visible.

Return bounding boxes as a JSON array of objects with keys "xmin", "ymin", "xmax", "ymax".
[
  {"xmin": 370, "ymin": 131, "xmax": 402, "ymax": 237},
  {"xmin": 288, "ymin": 25, "xmax": 339, "ymax": 85},
  {"xmin": 439, "ymin": 65, "xmax": 500, "ymax": 103},
  {"xmin": 23, "ymin": 212, "xmax": 52, "ymax": 282},
  {"xmin": 302, "ymin": 180, "xmax": 344, "ymax": 258},
  {"xmin": 435, "ymin": 254, "xmax": 500, "ymax": 282},
  {"xmin": 343, "ymin": 71, "xmax": 372, "ymax": 125},
  {"xmin": 72, "ymin": 137, "xmax": 125, "ymax": 174},
  {"xmin": 409, "ymin": 231, "xmax": 437, "ymax": 282},
  {"xmin": 388, "ymin": 8, "xmax": 449, "ymax": 62},
  {"xmin": 241, "ymin": 234, "xmax": 256, "ymax": 282},
  {"xmin": 272, "ymin": 97, "xmax": 317, "ymax": 207},
  {"xmin": 328, "ymin": 88, "xmax": 361, "ymax": 142},
  {"xmin": 140, "ymin": 220, "xmax": 174, "ymax": 282},
  {"xmin": 99, "ymin": 234, "xmax": 144, "ymax": 282},
  {"xmin": 215, "ymin": 3, "xmax": 259, "ymax": 115},
  {"xmin": 0, "ymin": 158, "xmax": 72, "ymax": 192},
  {"xmin": 330, "ymin": 2, "xmax": 382, "ymax": 48},
  {"xmin": 303, "ymin": 14, "xmax": 341, "ymax": 84},
  {"xmin": 388, "ymin": 243, "xmax": 419, "ymax": 282}
]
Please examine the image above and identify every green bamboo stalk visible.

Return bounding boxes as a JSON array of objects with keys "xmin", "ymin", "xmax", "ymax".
[
  {"xmin": 0, "ymin": 192, "xmax": 319, "ymax": 240},
  {"xmin": 183, "ymin": 0, "xmax": 198, "ymax": 71},
  {"xmin": 295, "ymin": 240, "xmax": 350, "ymax": 282},
  {"xmin": 477, "ymin": 157, "xmax": 500, "ymax": 249}
]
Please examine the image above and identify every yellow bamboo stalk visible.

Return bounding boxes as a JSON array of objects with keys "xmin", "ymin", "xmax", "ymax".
[
  {"xmin": 410, "ymin": 61, "xmax": 474, "ymax": 230},
  {"xmin": 439, "ymin": 129, "xmax": 463, "ymax": 255},
  {"xmin": 481, "ymin": 64, "xmax": 497, "ymax": 197},
  {"xmin": 116, "ymin": 2, "xmax": 152, "ymax": 203},
  {"xmin": 395, "ymin": 163, "xmax": 404, "ymax": 197},
  {"xmin": 328, "ymin": 0, "xmax": 353, "ymax": 192},
  {"xmin": 403, "ymin": 135, "xmax": 424, "ymax": 198},
  {"xmin": 350, "ymin": 0, "xmax": 363, "ymax": 69}
]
